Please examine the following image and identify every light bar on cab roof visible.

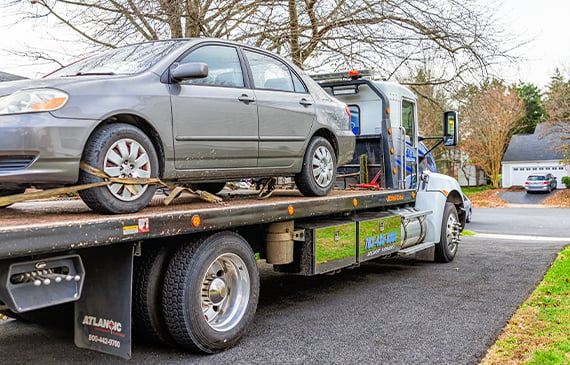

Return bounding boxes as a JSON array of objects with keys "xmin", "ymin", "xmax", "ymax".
[{"xmin": 310, "ymin": 69, "xmax": 372, "ymax": 81}]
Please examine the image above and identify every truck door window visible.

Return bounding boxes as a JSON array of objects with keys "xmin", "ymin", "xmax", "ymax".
[
  {"xmin": 402, "ymin": 100, "xmax": 415, "ymax": 137},
  {"xmin": 348, "ymin": 105, "xmax": 360, "ymax": 135}
]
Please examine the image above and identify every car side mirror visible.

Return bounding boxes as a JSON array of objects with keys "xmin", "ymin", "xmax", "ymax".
[
  {"xmin": 171, "ymin": 62, "xmax": 208, "ymax": 82},
  {"xmin": 443, "ymin": 111, "xmax": 459, "ymax": 147}
]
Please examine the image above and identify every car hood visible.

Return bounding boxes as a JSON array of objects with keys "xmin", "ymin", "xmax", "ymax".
[{"xmin": 0, "ymin": 75, "xmax": 136, "ymax": 96}]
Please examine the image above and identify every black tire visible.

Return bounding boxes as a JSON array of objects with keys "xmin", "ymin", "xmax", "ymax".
[
  {"xmin": 190, "ymin": 182, "xmax": 226, "ymax": 195},
  {"xmin": 132, "ymin": 243, "xmax": 174, "ymax": 345},
  {"xmin": 79, "ymin": 123, "xmax": 159, "ymax": 214},
  {"xmin": 435, "ymin": 202, "xmax": 460, "ymax": 263},
  {"xmin": 0, "ymin": 188, "xmax": 26, "ymax": 208},
  {"xmin": 162, "ymin": 232, "xmax": 259, "ymax": 353},
  {"xmin": 295, "ymin": 136, "xmax": 337, "ymax": 196}
]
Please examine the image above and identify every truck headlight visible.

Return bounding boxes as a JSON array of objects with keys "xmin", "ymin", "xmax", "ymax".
[{"xmin": 0, "ymin": 88, "xmax": 69, "ymax": 115}]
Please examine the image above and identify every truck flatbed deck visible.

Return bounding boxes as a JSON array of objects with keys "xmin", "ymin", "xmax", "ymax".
[{"xmin": 0, "ymin": 189, "xmax": 415, "ymax": 259}]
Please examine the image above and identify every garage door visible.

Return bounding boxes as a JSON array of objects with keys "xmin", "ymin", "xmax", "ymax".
[{"xmin": 511, "ymin": 166, "xmax": 567, "ymax": 188}]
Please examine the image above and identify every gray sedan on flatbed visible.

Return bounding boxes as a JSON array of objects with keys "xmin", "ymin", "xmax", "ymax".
[{"xmin": 0, "ymin": 39, "xmax": 354, "ymax": 213}]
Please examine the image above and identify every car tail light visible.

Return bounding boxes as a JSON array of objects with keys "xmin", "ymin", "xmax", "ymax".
[
  {"xmin": 345, "ymin": 106, "xmax": 351, "ymax": 118},
  {"xmin": 542, "ymin": 181, "xmax": 549, "ymax": 184}
]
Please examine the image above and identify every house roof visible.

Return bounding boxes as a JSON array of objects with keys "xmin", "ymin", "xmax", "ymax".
[
  {"xmin": 0, "ymin": 71, "xmax": 26, "ymax": 82},
  {"xmin": 502, "ymin": 123, "xmax": 568, "ymax": 162}
]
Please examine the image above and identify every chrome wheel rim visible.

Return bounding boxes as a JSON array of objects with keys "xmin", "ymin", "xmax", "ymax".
[
  {"xmin": 445, "ymin": 212, "xmax": 461, "ymax": 255},
  {"xmin": 312, "ymin": 145, "xmax": 334, "ymax": 188},
  {"xmin": 103, "ymin": 138, "xmax": 151, "ymax": 201},
  {"xmin": 200, "ymin": 253, "xmax": 250, "ymax": 332}
]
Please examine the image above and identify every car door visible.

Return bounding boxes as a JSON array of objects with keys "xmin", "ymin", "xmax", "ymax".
[
  {"xmin": 242, "ymin": 49, "xmax": 315, "ymax": 168},
  {"xmin": 170, "ymin": 44, "xmax": 258, "ymax": 170}
]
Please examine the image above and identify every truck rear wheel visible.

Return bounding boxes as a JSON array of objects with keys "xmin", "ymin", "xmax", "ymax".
[
  {"xmin": 435, "ymin": 202, "xmax": 460, "ymax": 263},
  {"xmin": 133, "ymin": 243, "xmax": 173, "ymax": 345},
  {"xmin": 162, "ymin": 232, "xmax": 259, "ymax": 353}
]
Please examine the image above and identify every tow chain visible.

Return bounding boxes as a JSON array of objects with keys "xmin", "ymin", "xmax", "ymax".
[{"xmin": 0, "ymin": 162, "xmax": 224, "ymax": 208}]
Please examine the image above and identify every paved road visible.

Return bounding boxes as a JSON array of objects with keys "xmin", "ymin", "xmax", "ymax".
[
  {"xmin": 468, "ymin": 207, "xmax": 570, "ymax": 237},
  {"xmin": 1, "ymin": 208, "xmax": 569, "ymax": 364}
]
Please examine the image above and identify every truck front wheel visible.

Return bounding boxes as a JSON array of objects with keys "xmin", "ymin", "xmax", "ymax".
[
  {"xmin": 434, "ymin": 203, "xmax": 460, "ymax": 263},
  {"xmin": 162, "ymin": 232, "xmax": 259, "ymax": 353}
]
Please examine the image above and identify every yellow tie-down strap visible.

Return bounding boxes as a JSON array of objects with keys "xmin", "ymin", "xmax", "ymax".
[{"xmin": 0, "ymin": 162, "xmax": 224, "ymax": 208}]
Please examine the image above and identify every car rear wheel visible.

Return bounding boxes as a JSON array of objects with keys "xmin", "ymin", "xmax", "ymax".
[
  {"xmin": 79, "ymin": 123, "xmax": 159, "ymax": 214},
  {"xmin": 295, "ymin": 136, "xmax": 337, "ymax": 196}
]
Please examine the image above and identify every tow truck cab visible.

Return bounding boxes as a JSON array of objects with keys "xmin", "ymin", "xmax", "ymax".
[{"xmin": 316, "ymin": 70, "xmax": 466, "ymax": 230}]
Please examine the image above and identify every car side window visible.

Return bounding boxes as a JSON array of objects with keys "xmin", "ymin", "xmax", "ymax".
[
  {"xmin": 244, "ymin": 50, "xmax": 296, "ymax": 92},
  {"xmin": 292, "ymin": 73, "xmax": 307, "ymax": 93},
  {"xmin": 179, "ymin": 45, "xmax": 244, "ymax": 87}
]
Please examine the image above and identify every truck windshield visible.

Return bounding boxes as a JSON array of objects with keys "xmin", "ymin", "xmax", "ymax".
[{"xmin": 46, "ymin": 40, "xmax": 187, "ymax": 78}]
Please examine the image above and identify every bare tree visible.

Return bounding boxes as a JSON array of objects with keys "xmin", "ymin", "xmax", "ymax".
[
  {"xmin": 460, "ymin": 80, "xmax": 525, "ymax": 187},
  {"xmin": 4, "ymin": 0, "xmax": 515, "ymax": 84},
  {"xmin": 543, "ymin": 69, "xmax": 570, "ymax": 163}
]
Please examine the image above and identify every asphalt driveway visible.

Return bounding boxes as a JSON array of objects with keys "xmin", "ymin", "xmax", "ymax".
[{"xmin": 498, "ymin": 190, "xmax": 551, "ymax": 204}]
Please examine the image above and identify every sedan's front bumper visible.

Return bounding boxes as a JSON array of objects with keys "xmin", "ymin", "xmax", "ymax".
[{"xmin": 0, "ymin": 112, "xmax": 98, "ymax": 187}]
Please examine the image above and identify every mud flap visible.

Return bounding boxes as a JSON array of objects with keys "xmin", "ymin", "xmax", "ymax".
[{"xmin": 74, "ymin": 245, "xmax": 133, "ymax": 359}]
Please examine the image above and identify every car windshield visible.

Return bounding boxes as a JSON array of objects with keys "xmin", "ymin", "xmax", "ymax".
[
  {"xmin": 47, "ymin": 40, "xmax": 187, "ymax": 78},
  {"xmin": 527, "ymin": 176, "xmax": 546, "ymax": 181}
]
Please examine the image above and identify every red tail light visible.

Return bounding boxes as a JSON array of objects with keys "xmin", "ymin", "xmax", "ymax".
[{"xmin": 345, "ymin": 106, "xmax": 351, "ymax": 117}]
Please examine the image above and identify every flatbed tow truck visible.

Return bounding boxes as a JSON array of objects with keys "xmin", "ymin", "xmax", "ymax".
[{"xmin": 0, "ymin": 70, "xmax": 465, "ymax": 359}]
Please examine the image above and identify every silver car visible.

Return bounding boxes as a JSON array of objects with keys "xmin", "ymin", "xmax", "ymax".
[
  {"xmin": 0, "ymin": 39, "xmax": 354, "ymax": 213},
  {"xmin": 524, "ymin": 173, "xmax": 557, "ymax": 193}
]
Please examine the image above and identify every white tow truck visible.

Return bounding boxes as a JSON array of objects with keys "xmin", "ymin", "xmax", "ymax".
[{"xmin": 0, "ymin": 70, "xmax": 465, "ymax": 359}]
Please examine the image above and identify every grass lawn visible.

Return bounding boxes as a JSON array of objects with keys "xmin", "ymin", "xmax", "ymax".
[{"xmin": 481, "ymin": 245, "xmax": 570, "ymax": 364}]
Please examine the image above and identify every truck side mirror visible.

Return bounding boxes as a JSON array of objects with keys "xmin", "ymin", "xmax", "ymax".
[{"xmin": 443, "ymin": 111, "xmax": 459, "ymax": 147}]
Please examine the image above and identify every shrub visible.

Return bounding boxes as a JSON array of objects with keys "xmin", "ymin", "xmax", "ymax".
[{"xmin": 562, "ymin": 176, "xmax": 570, "ymax": 189}]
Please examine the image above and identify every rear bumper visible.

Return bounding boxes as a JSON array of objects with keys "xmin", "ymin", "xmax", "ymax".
[{"xmin": 524, "ymin": 185, "xmax": 550, "ymax": 191}]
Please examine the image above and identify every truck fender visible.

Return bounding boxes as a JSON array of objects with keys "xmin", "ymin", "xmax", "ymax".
[{"xmin": 414, "ymin": 171, "xmax": 464, "ymax": 243}]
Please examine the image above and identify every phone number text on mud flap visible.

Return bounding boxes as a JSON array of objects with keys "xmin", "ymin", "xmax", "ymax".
[{"xmin": 88, "ymin": 334, "xmax": 121, "ymax": 348}]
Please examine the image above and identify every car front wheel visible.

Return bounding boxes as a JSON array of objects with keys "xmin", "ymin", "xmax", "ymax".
[
  {"xmin": 295, "ymin": 136, "xmax": 337, "ymax": 196},
  {"xmin": 79, "ymin": 123, "xmax": 159, "ymax": 214}
]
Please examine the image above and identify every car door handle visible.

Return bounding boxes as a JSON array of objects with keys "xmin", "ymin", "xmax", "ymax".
[
  {"xmin": 238, "ymin": 94, "xmax": 255, "ymax": 103},
  {"xmin": 299, "ymin": 98, "xmax": 313, "ymax": 106}
]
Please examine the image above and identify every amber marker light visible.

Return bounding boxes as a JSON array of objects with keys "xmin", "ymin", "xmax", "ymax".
[
  {"xmin": 386, "ymin": 108, "xmax": 391, "ymax": 114},
  {"xmin": 388, "ymin": 128, "xmax": 392, "ymax": 134},
  {"xmin": 411, "ymin": 191, "xmax": 416, "ymax": 198},
  {"xmin": 441, "ymin": 190, "xmax": 449, "ymax": 196},
  {"xmin": 353, "ymin": 198, "xmax": 358, "ymax": 207},
  {"xmin": 392, "ymin": 168, "xmax": 397, "ymax": 175},
  {"xmin": 288, "ymin": 205, "xmax": 295, "ymax": 215},
  {"xmin": 191, "ymin": 215, "xmax": 201, "ymax": 227},
  {"xmin": 31, "ymin": 97, "xmax": 67, "ymax": 111},
  {"xmin": 390, "ymin": 147, "xmax": 394, "ymax": 154}
]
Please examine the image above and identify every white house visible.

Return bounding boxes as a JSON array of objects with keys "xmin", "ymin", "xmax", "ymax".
[{"xmin": 502, "ymin": 123, "xmax": 568, "ymax": 188}]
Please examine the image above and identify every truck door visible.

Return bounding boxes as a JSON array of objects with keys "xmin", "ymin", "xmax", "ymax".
[{"xmin": 400, "ymin": 99, "xmax": 419, "ymax": 189}]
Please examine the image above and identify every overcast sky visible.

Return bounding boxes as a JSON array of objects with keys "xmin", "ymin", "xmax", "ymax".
[{"xmin": 1, "ymin": 0, "xmax": 569, "ymax": 89}]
